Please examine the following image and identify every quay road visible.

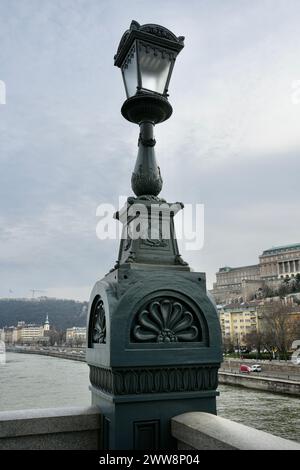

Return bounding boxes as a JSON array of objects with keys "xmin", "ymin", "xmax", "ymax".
[
  {"xmin": 221, "ymin": 358, "xmax": 300, "ymax": 382},
  {"xmin": 219, "ymin": 358, "xmax": 300, "ymax": 396}
]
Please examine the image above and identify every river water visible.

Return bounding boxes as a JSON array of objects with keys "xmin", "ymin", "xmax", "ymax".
[{"xmin": 1, "ymin": 353, "xmax": 299, "ymax": 443}]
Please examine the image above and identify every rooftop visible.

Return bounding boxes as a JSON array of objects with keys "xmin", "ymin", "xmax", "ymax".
[
  {"xmin": 218, "ymin": 264, "xmax": 259, "ymax": 273},
  {"xmin": 262, "ymin": 243, "xmax": 300, "ymax": 255}
]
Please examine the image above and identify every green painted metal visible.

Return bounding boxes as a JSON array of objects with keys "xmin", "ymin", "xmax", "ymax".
[{"xmin": 86, "ymin": 21, "xmax": 222, "ymax": 450}]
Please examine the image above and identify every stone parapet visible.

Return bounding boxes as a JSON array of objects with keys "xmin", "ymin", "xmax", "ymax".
[
  {"xmin": 0, "ymin": 406, "xmax": 100, "ymax": 450},
  {"xmin": 172, "ymin": 412, "xmax": 300, "ymax": 450}
]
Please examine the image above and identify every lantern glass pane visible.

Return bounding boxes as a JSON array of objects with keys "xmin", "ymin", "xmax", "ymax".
[
  {"xmin": 123, "ymin": 46, "xmax": 138, "ymax": 97},
  {"xmin": 139, "ymin": 45, "xmax": 171, "ymax": 94}
]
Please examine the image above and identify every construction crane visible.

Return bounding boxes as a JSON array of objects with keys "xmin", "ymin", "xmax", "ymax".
[{"xmin": 29, "ymin": 289, "xmax": 45, "ymax": 299}]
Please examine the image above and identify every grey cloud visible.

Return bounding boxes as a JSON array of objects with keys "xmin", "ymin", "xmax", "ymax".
[{"xmin": 0, "ymin": 0, "xmax": 300, "ymax": 298}]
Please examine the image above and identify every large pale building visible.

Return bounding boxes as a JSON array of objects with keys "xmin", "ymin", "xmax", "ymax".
[
  {"xmin": 18, "ymin": 323, "xmax": 46, "ymax": 343},
  {"xmin": 260, "ymin": 244, "xmax": 300, "ymax": 281},
  {"xmin": 66, "ymin": 327, "xmax": 86, "ymax": 345},
  {"xmin": 218, "ymin": 298, "xmax": 300, "ymax": 348},
  {"xmin": 218, "ymin": 303, "xmax": 259, "ymax": 348},
  {"xmin": 211, "ymin": 243, "xmax": 300, "ymax": 304},
  {"xmin": 3, "ymin": 316, "xmax": 50, "ymax": 344},
  {"xmin": 0, "ymin": 329, "xmax": 5, "ymax": 342}
]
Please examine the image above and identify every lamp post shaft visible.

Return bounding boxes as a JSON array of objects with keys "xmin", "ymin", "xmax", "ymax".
[
  {"xmin": 139, "ymin": 121, "xmax": 155, "ymax": 146},
  {"xmin": 131, "ymin": 120, "xmax": 162, "ymax": 197}
]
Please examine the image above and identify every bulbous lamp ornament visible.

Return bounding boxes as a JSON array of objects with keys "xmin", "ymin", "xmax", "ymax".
[{"xmin": 114, "ymin": 21, "xmax": 184, "ymax": 197}]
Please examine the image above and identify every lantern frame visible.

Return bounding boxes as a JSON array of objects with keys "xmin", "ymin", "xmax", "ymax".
[{"xmin": 114, "ymin": 21, "xmax": 184, "ymax": 99}]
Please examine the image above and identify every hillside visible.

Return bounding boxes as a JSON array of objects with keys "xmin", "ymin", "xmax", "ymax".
[{"xmin": 0, "ymin": 298, "xmax": 88, "ymax": 331}]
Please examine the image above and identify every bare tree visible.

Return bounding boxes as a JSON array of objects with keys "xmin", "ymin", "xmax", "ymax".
[
  {"xmin": 260, "ymin": 302, "xmax": 296, "ymax": 359},
  {"xmin": 223, "ymin": 336, "xmax": 234, "ymax": 353},
  {"xmin": 244, "ymin": 331, "xmax": 264, "ymax": 357}
]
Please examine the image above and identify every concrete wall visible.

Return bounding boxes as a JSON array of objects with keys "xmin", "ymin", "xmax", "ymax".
[
  {"xmin": 219, "ymin": 371, "xmax": 300, "ymax": 396},
  {"xmin": 0, "ymin": 406, "xmax": 101, "ymax": 450},
  {"xmin": 171, "ymin": 412, "xmax": 300, "ymax": 450}
]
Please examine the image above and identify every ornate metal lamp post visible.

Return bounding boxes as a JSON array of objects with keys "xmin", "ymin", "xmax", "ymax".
[{"xmin": 86, "ymin": 21, "xmax": 222, "ymax": 450}]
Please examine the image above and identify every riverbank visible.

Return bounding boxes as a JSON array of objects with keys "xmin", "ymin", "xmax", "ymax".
[
  {"xmin": 6, "ymin": 347, "xmax": 85, "ymax": 362},
  {"xmin": 219, "ymin": 371, "xmax": 300, "ymax": 396}
]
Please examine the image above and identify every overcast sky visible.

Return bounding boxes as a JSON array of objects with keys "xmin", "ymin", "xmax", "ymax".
[{"xmin": 0, "ymin": 0, "xmax": 300, "ymax": 300}]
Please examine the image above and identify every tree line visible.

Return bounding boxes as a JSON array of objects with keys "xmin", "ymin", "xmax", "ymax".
[
  {"xmin": 255, "ymin": 273, "xmax": 300, "ymax": 300},
  {"xmin": 0, "ymin": 298, "xmax": 88, "ymax": 331}
]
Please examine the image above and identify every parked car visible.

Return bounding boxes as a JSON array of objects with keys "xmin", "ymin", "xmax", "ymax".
[
  {"xmin": 239, "ymin": 364, "xmax": 251, "ymax": 373},
  {"xmin": 251, "ymin": 364, "xmax": 262, "ymax": 372}
]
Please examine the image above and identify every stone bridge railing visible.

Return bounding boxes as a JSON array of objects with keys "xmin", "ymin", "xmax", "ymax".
[
  {"xmin": 1, "ymin": 407, "xmax": 300, "ymax": 450},
  {"xmin": 0, "ymin": 406, "xmax": 100, "ymax": 450},
  {"xmin": 171, "ymin": 412, "xmax": 300, "ymax": 450}
]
